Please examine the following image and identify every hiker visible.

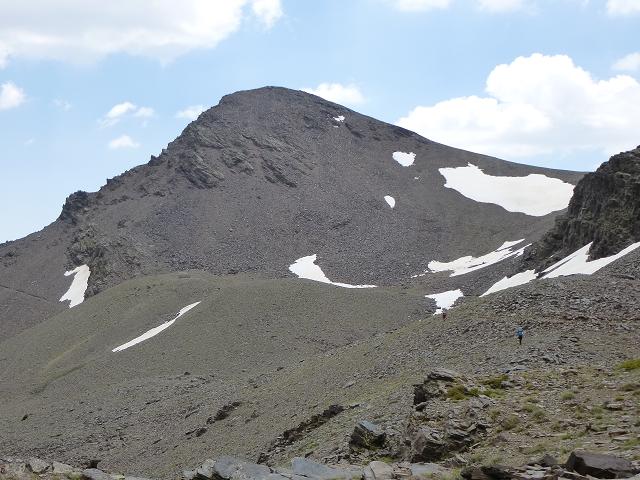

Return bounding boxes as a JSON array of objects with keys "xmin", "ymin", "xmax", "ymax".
[
  {"xmin": 442, "ymin": 309, "xmax": 447, "ymax": 321},
  {"xmin": 516, "ymin": 326, "xmax": 524, "ymax": 345}
]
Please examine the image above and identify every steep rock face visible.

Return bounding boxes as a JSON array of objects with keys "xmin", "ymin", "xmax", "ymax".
[{"xmin": 525, "ymin": 146, "xmax": 640, "ymax": 269}]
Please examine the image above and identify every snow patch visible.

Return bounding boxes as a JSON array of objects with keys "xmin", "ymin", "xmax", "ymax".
[
  {"xmin": 481, "ymin": 240, "xmax": 640, "ymax": 296},
  {"xmin": 543, "ymin": 242, "xmax": 640, "ymax": 278},
  {"xmin": 112, "ymin": 302, "xmax": 201, "ymax": 353},
  {"xmin": 481, "ymin": 270, "xmax": 537, "ymax": 296},
  {"xmin": 425, "ymin": 289, "xmax": 464, "ymax": 314},
  {"xmin": 384, "ymin": 195, "xmax": 396, "ymax": 208},
  {"xmin": 289, "ymin": 254, "xmax": 376, "ymax": 289},
  {"xmin": 333, "ymin": 115, "xmax": 345, "ymax": 122},
  {"xmin": 427, "ymin": 241, "xmax": 530, "ymax": 277},
  {"xmin": 59, "ymin": 265, "xmax": 91, "ymax": 308},
  {"xmin": 439, "ymin": 163, "xmax": 574, "ymax": 216},
  {"xmin": 392, "ymin": 151, "xmax": 415, "ymax": 167}
]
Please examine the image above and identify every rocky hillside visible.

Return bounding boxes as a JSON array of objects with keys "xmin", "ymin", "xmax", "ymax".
[
  {"xmin": 0, "ymin": 87, "xmax": 582, "ymax": 338},
  {"xmin": 524, "ymin": 146, "xmax": 640, "ymax": 270}
]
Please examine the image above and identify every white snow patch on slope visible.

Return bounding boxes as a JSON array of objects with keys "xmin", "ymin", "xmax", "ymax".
[
  {"xmin": 59, "ymin": 265, "xmax": 91, "ymax": 308},
  {"xmin": 393, "ymin": 151, "xmax": 416, "ymax": 167},
  {"xmin": 112, "ymin": 301, "xmax": 201, "ymax": 353},
  {"xmin": 384, "ymin": 195, "xmax": 396, "ymax": 208},
  {"xmin": 426, "ymin": 289, "xmax": 464, "ymax": 315},
  {"xmin": 289, "ymin": 254, "xmax": 376, "ymax": 289},
  {"xmin": 333, "ymin": 115, "xmax": 345, "ymax": 122},
  {"xmin": 481, "ymin": 269, "xmax": 537, "ymax": 296},
  {"xmin": 427, "ymin": 241, "xmax": 529, "ymax": 277},
  {"xmin": 481, "ymin": 240, "xmax": 640, "ymax": 296},
  {"xmin": 439, "ymin": 163, "xmax": 574, "ymax": 216},
  {"xmin": 542, "ymin": 242, "xmax": 640, "ymax": 278}
]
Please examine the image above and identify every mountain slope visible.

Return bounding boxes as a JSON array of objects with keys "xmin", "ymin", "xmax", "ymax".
[{"xmin": 0, "ymin": 87, "xmax": 582, "ymax": 338}]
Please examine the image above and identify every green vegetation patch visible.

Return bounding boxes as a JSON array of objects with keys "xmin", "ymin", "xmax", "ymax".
[{"xmin": 618, "ymin": 358, "xmax": 640, "ymax": 371}]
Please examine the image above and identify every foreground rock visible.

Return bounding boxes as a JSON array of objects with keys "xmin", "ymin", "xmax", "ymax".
[{"xmin": 565, "ymin": 451, "xmax": 637, "ymax": 479}]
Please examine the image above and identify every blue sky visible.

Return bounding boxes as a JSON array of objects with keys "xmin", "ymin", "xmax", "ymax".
[{"xmin": 0, "ymin": 0, "xmax": 639, "ymax": 242}]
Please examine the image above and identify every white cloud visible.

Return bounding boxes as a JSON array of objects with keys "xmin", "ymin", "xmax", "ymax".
[
  {"xmin": 101, "ymin": 102, "xmax": 154, "ymax": 126},
  {"xmin": 613, "ymin": 52, "xmax": 640, "ymax": 71},
  {"xmin": 176, "ymin": 105, "xmax": 207, "ymax": 121},
  {"xmin": 0, "ymin": 0, "xmax": 283, "ymax": 66},
  {"xmin": 607, "ymin": 0, "xmax": 640, "ymax": 14},
  {"xmin": 397, "ymin": 53, "xmax": 640, "ymax": 161},
  {"xmin": 134, "ymin": 106, "xmax": 155, "ymax": 118},
  {"xmin": 108, "ymin": 135, "xmax": 140, "ymax": 149},
  {"xmin": 387, "ymin": 0, "xmax": 452, "ymax": 11},
  {"xmin": 0, "ymin": 81, "xmax": 26, "ymax": 110},
  {"xmin": 477, "ymin": 0, "xmax": 528, "ymax": 12},
  {"xmin": 251, "ymin": 0, "xmax": 283, "ymax": 27},
  {"xmin": 301, "ymin": 83, "xmax": 365, "ymax": 106}
]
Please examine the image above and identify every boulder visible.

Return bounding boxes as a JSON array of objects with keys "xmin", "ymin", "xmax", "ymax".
[
  {"xmin": 213, "ymin": 456, "xmax": 272, "ymax": 480},
  {"xmin": 363, "ymin": 461, "xmax": 393, "ymax": 480},
  {"xmin": 53, "ymin": 461, "xmax": 75, "ymax": 474},
  {"xmin": 291, "ymin": 458, "xmax": 362, "ymax": 480},
  {"xmin": 410, "ymin": 427, "xmax": 447, "ymax": 462},
  {"xmin": 83, "ymin": 468, "xmax": 114, "ymax": 480},
  {"xmin": 480, "ymin": 466, "xmax": 512, "ymax": 480},
  {"xmin": 428, "ymin": 369, "xmax": 461, "ymax": 382},
  {"xmin": 350, "ymin": 421, "xmax": 386, "ymax": 449},
  {"xmin": 565, "ymin": 451, "xmax": 636, "ymax": 479},
  {"xmin": 28, "ymin": 457, "xmax": 51, "ymax": 474},
  {"xmin": 461, "ymin": 467, "xmax": 492, "ymax": 480},
  {"xmin": 195, "ymin": 459, "xmax": 216, "ymax": 479}
]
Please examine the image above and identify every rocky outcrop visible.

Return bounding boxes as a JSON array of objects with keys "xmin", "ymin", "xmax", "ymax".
[
  {"xmin": 525, "ymin": 146, "xmax": 640, "ymax": 269},
  {"xmin": 565, "ymin": 451, "xmax": 637, "ymax": 479},
  {"xmin": 59, "ymin": 190, "xmax": 91, "ymax": 224},
  {"xmin": 350, "ymin": 421, "xmax": 387, "ymax": 450}
]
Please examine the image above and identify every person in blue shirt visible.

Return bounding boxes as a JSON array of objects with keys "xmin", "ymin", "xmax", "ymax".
[{"xmin": 516, "ymin": 326, "xmax": 525, "ymax": 345}]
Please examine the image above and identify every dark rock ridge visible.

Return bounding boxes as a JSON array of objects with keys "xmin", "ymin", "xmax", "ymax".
[{"xmin": 524, "ymin": 146, "xmax": 640, "ymax": 270}]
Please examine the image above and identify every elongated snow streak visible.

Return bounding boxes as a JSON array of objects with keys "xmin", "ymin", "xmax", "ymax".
[
  {"xmin": 542, "ymin": 241, "xmax": 640, "ymax": 278},
  {"xmin": 289, "ymin": 255, "xmax": 376, "ymax": 289},
  {"xmin": 427, "ymin": 241, "xmax": 530, "ymax": 277},
  {"xmin": 112, "ymin": 302, "xmax": 201, "ymax": 353},
  {"xmin": 333, "ymin": 115, "xmax": 345, "ymax": 122},
  {"xmin": 481, "ymin": 240, "xmax": 640, "ymax": 296},
  {"xmin": 426, "ymin": 289, "xmax": 464, "ymax": 315},
  {"xmin": 384, "ymin": 195, "xmax": 396, "ymax": 208},
  {"xmin": 439, "ymin": 163, "xmax": 574, "ymax": 216},
  {"xmin": 59, "ymin": 265, "xmax": 91, "ymax": 308},
  {"xmin": 392, "ymin": 151, "xmax": 415, "ymax": 167},
  {"xmin": 481, "ymin": 270, "xmax": 538, "ymax": 296}
]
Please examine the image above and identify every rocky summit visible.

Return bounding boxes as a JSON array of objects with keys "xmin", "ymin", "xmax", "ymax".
[{"xmin": 0, "ymin": 87, "xmax": 639, "ymax": 480}]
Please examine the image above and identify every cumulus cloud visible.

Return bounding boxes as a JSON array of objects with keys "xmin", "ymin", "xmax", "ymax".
[
  {"xmin": 301, "ymin": 83, "xmax": 365, "ymax": 106},
  {"xmin": 251, "ymin": 0, "xmax": 284, "ymax": 27},
  {"xmin": 108, "ymin": 135, "xmax": 140, "ymax": 149},
  {"xmin": 387, "ymin": 0, "xmax": 452, "ymax": 11},
  {"xmin": 176, "ymin": 105, "xmax": 207, "ymax": 121},
  {"xmin": 607, "ymin": 0, "xmax": 640, "ymax": 14},
  {"xmin": 613, "ymin": 52, "xmax": 640, "ymax": 71},
  {"xmin": 101, "ymin": 101, "xmax": 154, "ymax": 126},
  {"xmin": 397, "ymin": 53, "xmax": 640, "ymax": 161},
  {"xmin": 0, "ymin": 0, "xmax": 283, "ymax": 66},
  {"xmin": 0, "ymin": 81, "xmax": 26, "ymax": 110}
]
